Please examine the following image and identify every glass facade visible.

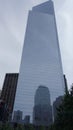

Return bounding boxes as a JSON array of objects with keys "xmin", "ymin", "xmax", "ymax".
[{"xmin": 13, "ymin": 0, "xmax": 65, "ymax": 125}]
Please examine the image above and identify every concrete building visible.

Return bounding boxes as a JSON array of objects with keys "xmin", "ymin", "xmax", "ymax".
[
  {"xmin": 13, "ymin": 0, "xmax": 65, "ymax": 125},
  {"xmin": 1, "ymin": 73, "xmax": 18, "ymax": 113},
  {"xmin": 63, "ymin": 75, "xmax": 68, "ymax": 94}
]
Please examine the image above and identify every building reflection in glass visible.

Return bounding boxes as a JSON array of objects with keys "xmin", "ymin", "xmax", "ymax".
[
  {"xmin": 33, "ymin": 85, "xmax": 53, "ymax": 126},
  {"xmin": 53, "ymin": 96, "xmax": 63, "ymax": 120}
]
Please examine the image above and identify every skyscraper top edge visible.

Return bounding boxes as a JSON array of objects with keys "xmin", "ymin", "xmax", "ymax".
[{"xmin": 32, "ymin": 0, "xmax": 54, "ymax": 15}]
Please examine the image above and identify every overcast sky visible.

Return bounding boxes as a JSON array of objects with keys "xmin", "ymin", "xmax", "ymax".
[{"xmin": 0, "ymin": 0, "xmax": 73, "ymax": 89}]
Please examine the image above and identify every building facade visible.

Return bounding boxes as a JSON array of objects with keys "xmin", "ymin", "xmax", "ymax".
[
  {"xmin": 1, "ymin": 73, "xmax": 18, "ymax": 113},
  {"xmin": 13, "ymin": 0, "xmax": 65, "ymax": 125},
  {"xmin": 0, "ymin": 90, "xmax": 1, "ymax": 98}
]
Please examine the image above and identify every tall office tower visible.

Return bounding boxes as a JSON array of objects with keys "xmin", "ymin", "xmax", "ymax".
[
  {"xmin": 0, "ymin": 90, "xmax": 1, "ymax": 97},
  {"xmin": 63, "ymin": 75, "xmax": 68, "ymax": 94},
  {"xmin": 1, "ymin": 73, "xmax": 18, "ymax": 113},
  {"xmin": 13, "ymin": 0, "xmax": 65, "ymax": 125}
]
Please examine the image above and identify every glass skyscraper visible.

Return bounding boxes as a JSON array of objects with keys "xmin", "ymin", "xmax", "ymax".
[{"xmin": 13, "ymin": 0, "xmax": 65, "ymax": 125}]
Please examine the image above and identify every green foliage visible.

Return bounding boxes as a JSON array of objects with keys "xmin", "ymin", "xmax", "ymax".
[
  {"xmin": 24, "ymin": 124, "xmax": 35, "ymax": 130},
  {"xmin": 15, "ymin": 124, "xmax": 24, "ymax": 130},
  {"xmin": 38, "ymin": 125, "xmax": 45, "ymax": 130},
  {"xmin": 0, "ymin": 123, "xmax": 13, "ymax": 130},
  {"xmin": 0, "ymin": 124, "xmax": 56, "ymax": 130},
  {"xmin": 54, "ymin": 86, "xmax": 73, "ymax": 130},
  {"xmin": 48, "ymin": 124, "xmax": 55, "ymax": 130}
]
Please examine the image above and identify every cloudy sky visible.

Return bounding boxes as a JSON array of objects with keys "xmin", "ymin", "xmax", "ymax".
[{"xmin": 0, "ymin": 0, "xmax": 73, "ymax": 89}]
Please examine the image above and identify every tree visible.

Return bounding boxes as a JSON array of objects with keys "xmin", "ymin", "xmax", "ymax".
[{"xmin": 54, "ymin": 86, "xmax": 73, "ymax": 130}]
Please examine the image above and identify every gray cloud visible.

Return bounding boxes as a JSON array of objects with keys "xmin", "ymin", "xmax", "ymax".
[{"xmin": 55, "ymin": 0, "xmax": 73, "ymax": 87}]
